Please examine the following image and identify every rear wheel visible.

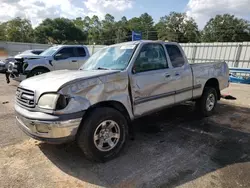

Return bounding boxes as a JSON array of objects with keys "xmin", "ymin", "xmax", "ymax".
[
  {"xmin": 195, "ymin": 87, "xmax": 218, "ymax": 117},
  {"xmin": 77, "ymin": 107, "xmax": 128, "ymax": 162},
  {"xmin": 28, "ymin": 68, "xmax": 49, "ymax": 78}
]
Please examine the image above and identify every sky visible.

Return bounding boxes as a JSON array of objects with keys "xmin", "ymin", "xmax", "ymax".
[{"xmin": 1, "ymin": 0, "xmax": 250, "ymax": 29}]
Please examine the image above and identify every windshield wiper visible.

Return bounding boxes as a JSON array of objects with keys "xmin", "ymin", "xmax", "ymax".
[{"xmin": 96, "ymin": 67, "xmax": 110, "ymax": 70}]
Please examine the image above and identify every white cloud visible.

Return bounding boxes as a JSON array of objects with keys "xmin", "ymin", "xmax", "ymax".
[
  {"xmin": 0, "ymin": 0, "xmax": 134, "ymax": 27},
  {"xmin": 84, "ymin": 0, "xmax": 133, "ymax": 18},
  {"xmin": 187, "ymin": 0, "xmax": 250, "ymax": 28}
]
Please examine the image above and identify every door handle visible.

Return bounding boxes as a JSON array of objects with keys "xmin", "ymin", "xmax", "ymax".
[
  {"xmin": 165, "ymin": 74, "xmax": 170, "ymax": 78},
  {"xmin": 71, "ymin": 60, "xmax": 77, "ymax": 62},
  {"xmin": 175, "ymin": 73, "xmax": 180, "ymax": 76}
]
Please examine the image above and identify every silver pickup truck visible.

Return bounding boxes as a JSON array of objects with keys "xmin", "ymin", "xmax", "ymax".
[
  {"xmin": 15, "ymin": 40, "xmax": 229, "ymax": 162},
  {"xmin": 8, "ymin": 45, "xmax": 90, "ymax": 81}
]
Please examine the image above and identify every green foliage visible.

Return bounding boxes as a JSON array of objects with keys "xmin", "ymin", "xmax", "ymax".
[
  {"xmin": 1, "ymin": 13, "xmax": 250, "ymax": 44},
  {"xmin": 155, "ymin": 12, "xmax": 200, "ymax": 42},
  {"xmin": 0, "ymin": 17, "xmax": 34, "ymax": 42},
  {"xmin": 34, "ymin": 18, "xmax": 86, "ymax": 44},
  {"xmin": 202, "ymin": 14, "xmax": 250, "ymax": 42}
]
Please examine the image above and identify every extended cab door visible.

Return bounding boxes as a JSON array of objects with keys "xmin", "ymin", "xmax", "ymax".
[
  {"xmin": 165, "ymin": 44, "xmax": 193, "ymax": 102},
  {"xmin": 75, "ymin": 47, "xmax": 89, "ymax": 68},
  {"xmin": 130, "ymin": 43, "xmax": 175, "ymax": 116},
  {"xmin": 52, "ymin": 47, "xmax": 78, "ymax": 70}
]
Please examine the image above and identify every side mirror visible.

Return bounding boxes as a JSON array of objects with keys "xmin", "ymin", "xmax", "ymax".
[
  {"xmin": 54, "ymin": 53, "xmax": 68, "ymax": 60},
  {"xmin": 132, "ymin": 66, "xmax": 137, "ymax": 74},
  {"xmin": 54, "ymin": 53, "xmax": 62, "ymax": 60}
]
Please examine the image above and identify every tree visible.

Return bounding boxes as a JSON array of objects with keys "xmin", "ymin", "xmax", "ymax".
[
  {"xmin": 115, "ymin": 16, "xmax": 130, "ymax": 43},
  {"xmin": 0, "ymin": 22, "xmax": 6, "ymax": 41},
  {"xmin": 34, "ymin": 18, "xmax": 86, "ymax": 44},
  {"xmin": 156, "ymin": 12, "xmax": 200, "ymax": 42},
  {"xmin": 87, "ymin": 15, "xmax": 102, "ymax": 44},
  {"xmin": 0, "ymin": 17, "xmax": 34, "ymax": 42},
  {"xmin": 100, "ymin": 14, "xmax": 116, "ymax": 45},
  {"xmin": 202, "ymin": 14, "xmax": 250, "ymax": 42},
  {"xmin": 128, "ymin": 13, "xmax": 156, "ymax": 40}
]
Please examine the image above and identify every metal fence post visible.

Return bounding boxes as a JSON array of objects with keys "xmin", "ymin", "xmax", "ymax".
[
  {"xmin": 234, "ymin": 44, "xmax": 242, "ymax": 67},
  {"xmin": 191, "ymin": 45, "xmax": 197, "ymax": 63},
  {"xmin": 91, "ymin": 43, "xmax": 95, "ymax": 55}
]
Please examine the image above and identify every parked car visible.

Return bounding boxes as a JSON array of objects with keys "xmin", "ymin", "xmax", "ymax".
[
  {"xmin": 7, "ymin": 45, "xmax": 90, "ymax": 82},
  {"xmin": 0, "ymin": 60, "xmax": 6, "ymax": 73},
  {"xmin": 0, "ymin": 57, "xmax": 15, "ymax": 73},
  {"xmin": 15, "ymin": 40, "xmax": 229, "ymax": 162}
]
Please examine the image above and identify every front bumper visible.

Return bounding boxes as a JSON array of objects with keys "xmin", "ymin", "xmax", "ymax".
[
  {"xmin": 7, "ymin": 61, "xmax": 28, "ymax": 82},
  {"xmin": 15, "ymin": 104, "xmax": 84, "ymax": 144}
]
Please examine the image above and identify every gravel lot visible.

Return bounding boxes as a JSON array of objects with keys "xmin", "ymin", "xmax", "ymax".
[{"xmin": 1, "ymin": 74, "xmax": 250, "ymax": 188}]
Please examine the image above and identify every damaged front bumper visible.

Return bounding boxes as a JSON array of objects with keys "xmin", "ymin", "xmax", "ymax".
[
  {"xmin": 15, "ymin": 104, "xmax": 84, "ymax": 144},
  {"xmin": 7, "ymin": 62, "xmax": 28, "ymax": 82}
]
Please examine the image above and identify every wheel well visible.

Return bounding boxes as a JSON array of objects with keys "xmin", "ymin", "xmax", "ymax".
[
  {"xmin": 83, "ymin": 101, "xmax": 132, "ymax": 134},
  {"xmin": 204, "ymin": 78, "xmax": 220, "ymax": 100},
  {"xmin": 27, "ymin": 66, "xmax": 50, "ymax": 77},
  {"xmin": 31, "ymin": 66, "xmax": 50, "ymax": 73},
  {"xmin": 87, "ymin": 101, "xmax": 131, "ymax": 122}
]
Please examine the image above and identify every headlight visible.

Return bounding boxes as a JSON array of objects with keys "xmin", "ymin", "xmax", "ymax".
[
  {"xmin": 37, "ymin": 93, "xmax": 70, "ymax": 110},
  {"xmin": 38, "ymin": 93, "xmax": 59, "ymax": 110}
]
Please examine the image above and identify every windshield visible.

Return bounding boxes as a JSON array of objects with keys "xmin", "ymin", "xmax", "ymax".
[
  {"xmin": 81, "ymin": 44, "xmax": 137, "ymax": 70},
  {"xmin": 39, "ymin": 46, "xmax": 60, "ymax": 56}
]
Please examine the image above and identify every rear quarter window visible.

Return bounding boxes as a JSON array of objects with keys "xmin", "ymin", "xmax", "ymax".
[
  {"xmin": 165, "ymin": 45, "xmax": 185, "ymax": 68},
  {"xmin": 76, "ymin": 47, "xmax": 86, "ymax": 57}
]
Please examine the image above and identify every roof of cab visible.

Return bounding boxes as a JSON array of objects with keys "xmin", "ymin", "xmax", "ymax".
[
  {"xmin": 109, "ymin": 40, "xmax": 178, "ymax": 47},
  {"xmin": 52, "ymin": 45, "xmax": 87, "ymax": 48}
]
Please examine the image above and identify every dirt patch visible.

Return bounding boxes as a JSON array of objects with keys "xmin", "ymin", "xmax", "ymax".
[{"xmin": 0, "ymin": 139, "xmax": 103, "ymax": 188}]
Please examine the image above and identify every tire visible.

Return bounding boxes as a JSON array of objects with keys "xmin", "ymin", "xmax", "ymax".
[
  {"xmin": 28, "ymin": 68, "xmax": 49, "ymax": 78},
  {"xmin": 77, "ymin": 107, "xmax": 128, "ymax": 162},
  {"xmin": 195, "ymin": 87, "xmax": 218, "ymax": 117}
]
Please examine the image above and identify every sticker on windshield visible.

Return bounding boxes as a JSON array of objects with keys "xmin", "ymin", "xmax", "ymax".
[{"xmin": 120, "ymin": 45, "xmax": 136, "ymax": 50}]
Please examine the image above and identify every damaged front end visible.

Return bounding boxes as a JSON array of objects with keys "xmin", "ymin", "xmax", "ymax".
[{"xmin": 7, "ymin": 57, "xmax": 29, "ymax": 82}]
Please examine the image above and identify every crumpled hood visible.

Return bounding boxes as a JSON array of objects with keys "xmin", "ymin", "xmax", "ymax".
[
  {"xmin": 14, "ymin": 54, "xmax": 43, "ymax": 60},
  {"xmin": 19, "ymin": 69, "xmax": 119, "ymax": 97}
]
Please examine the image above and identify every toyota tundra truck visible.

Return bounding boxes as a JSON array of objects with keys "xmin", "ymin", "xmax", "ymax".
[{"xmin": 15, "ymin": 40, "xmax": 229, "ymax": 162}]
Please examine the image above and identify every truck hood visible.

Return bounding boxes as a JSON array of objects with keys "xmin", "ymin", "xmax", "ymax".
[
  {"xmin": 19, "ymin": 69, "xmax": 120, "ymax": 96},
  {"xmin": 15, "ymin": 54, "xmax": 43, "ymax": 59}
]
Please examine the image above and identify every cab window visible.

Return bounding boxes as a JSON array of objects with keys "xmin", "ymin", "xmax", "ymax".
[
  {"xmin": 55, "ymin": 47, "xmax": 75, "ymax": 60},
  {"xmin": 165, "ymin": 45, "xmax": 185, "ymax": 68},
  {"xmin": 134, "ymin": 43, "xmax": 168, "ymax": 73}
]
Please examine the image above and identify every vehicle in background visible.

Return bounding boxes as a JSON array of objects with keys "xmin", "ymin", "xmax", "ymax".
[
  {"xmin": 7, "ymin": 45, "xmax": 90, "ymax": 82},
  {"xmin": 1, "ymin": 49, "xmax": 45, "ymax": 74},
  {"xmin": 15, "ymin": 40, "xmax": 229, "ymax": 162},
  {"xmin": 0, "ymin": 60, "xmax": 6, "ymax": 73},
  {"xmin": 0, "ymin": 57, "xmax": 15, "ymax": 73}
]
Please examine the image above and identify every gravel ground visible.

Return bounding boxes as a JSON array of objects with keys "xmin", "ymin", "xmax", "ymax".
[{"xmin": 1, "ymin": 74, "xmax": 250, "ymax": 188}]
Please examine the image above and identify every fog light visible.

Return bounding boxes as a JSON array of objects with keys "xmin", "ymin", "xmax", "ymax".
[{"xmin": 36, "ymin": 124, "xmax": 49, "ymax": 133}]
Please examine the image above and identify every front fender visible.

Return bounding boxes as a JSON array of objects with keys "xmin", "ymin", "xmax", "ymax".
[
  {"xmin": 57, "ymin": 72, "xmax": 134, "ymax": 119},
  {"xmin": 25, "ymin": 59, "xmax": 53, "ymax": 72}
]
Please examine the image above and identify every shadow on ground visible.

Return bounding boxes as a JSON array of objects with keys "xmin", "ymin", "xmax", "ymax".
[{"xmin": 39, "ymin": 102, "xmax": 250, "ymax": 188}]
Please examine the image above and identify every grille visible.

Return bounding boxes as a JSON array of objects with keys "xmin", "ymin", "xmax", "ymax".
[{"xmin": 16, "ymin": 87, "xmax": 35, "ymax": 108}]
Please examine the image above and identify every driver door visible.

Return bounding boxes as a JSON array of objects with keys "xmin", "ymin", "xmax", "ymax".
[
  {"xmin": 130, "ymin": 43, "xmax": 175, "ymax": 116},
  {"xmin": 52, "ymin": 47, "xmax": 78, "ymax": 70}
]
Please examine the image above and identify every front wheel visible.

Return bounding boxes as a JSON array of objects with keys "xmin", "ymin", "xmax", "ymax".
[
  {"xmin": 77, "ymin": 107, "xmax": 128, "ymax": 162},
  {"xmin": 195, "ymin": 87, "xmax": 218, "ymax": 117},
  {"xmin": 28, "ymin": 68, "xmax": 49, "ymax": 78}
]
